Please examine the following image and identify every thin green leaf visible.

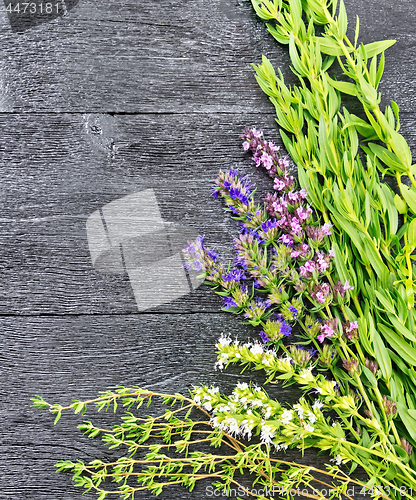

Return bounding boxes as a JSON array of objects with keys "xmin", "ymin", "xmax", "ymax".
[
  {"xmin": 362, "ymin": 238, "xmax": 387, "ymax": 278},
  {"xmin": 370, "ymin": 321, "xmax": 392, "ymax": 380},
  {"xmin": 398, "ymin": 402, "xmax": 416, "ymax": 442},
  {"xmin": 326, "ymin": 74, "xmax": 357, "ymax": 96},
  {"xmin": 378, "ymin": 324, "xmax": 416, "ymax": 365},
  {"xmin": 408, "ymin": 217, "xmax": 416, "ymax": 247},
  {"xmin": 315, "ymin": 36, "xmax": 348, "ymax": 56},
  {"xmin": 361, "ymin": 365, "xmax": 377, "ymax": 387},
  {"xmin": 374, "ymin": 290, "xmax": 395, "ymax": 314},
  {"xmin": 400, "ymin": 184, "xmax": 416, "ymax": 214},
  {"xmin": 362, "ymin": 39, "xmax": 396, "ymax": 58},
  {"xmin": 394, "ymin": 194, "xmax": 408, "ymax": 214},
  {"xmin": 368, "ymin": 143, "xmax": 407, "ymax": 173},
  {"xmin": 379, "ymin": 183, "xmax": 398, "ymax": 237},
  {"xmin": 337, "ymin": 0, "xmax": 347, "ymax": 39},
  {"xmin": 390, "ymin": 315, "xmax": 416, "ymax": 343},
  {"xmin": 354, "ymin": 15, "xmax": 359, "ymax": 47}
]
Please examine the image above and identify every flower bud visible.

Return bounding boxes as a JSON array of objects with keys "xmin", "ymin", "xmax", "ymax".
[
  {"xmin": 317, "ymin": 344, "xmax": 336, "ymax": 367},
  {"xmin": 401, "ymin": 437, "xmax": 413, "ymax": 456},
  {"xmin": 342, "ymin": 358, "xmax": 360, "ymax": 375},
  {"xmin": 335, "ymin": 395, "xmax": 358, "ymax": 414},
  {"xmin": 342, "ymin": 320, "xmax": 359, "ymax": 341},
  {"xmin": 289, "ymin": 345, "xmax": 315, "ymax": 367},
  {"xmin": 364, "ymin": 358, "xmax": 378, "ymax": 375},
  {"xmin": 382, "ymin": 395, "xmax": 397, "ymax": 418}
]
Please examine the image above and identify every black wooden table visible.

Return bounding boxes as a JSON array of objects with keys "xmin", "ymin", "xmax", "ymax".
[{"xmin": 1, "ymin": 1, "xmax": 415, "ymax": 498}]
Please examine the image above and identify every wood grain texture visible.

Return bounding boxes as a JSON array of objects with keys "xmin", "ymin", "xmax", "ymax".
[
  {"xmin": 0, "ymin": 0, "xmax": 415, "ymax": 498},
  {"xmin": 0, "ymin": 0, "xmax": 414, "ymax": 112},
  {"xmin": 0, "ymin": 314, "xmax": 368, "ymax": 499},
  {"xmin": 0, "ymin": 112, "xmax": 280, "ymax": 314},
  {"xmin": 1, "ymin": 112, "xmax": 416, "ymax": 315}
]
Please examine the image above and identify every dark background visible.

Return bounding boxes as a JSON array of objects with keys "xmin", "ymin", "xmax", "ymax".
[{"xmin": 0, "ymin": 1, "xmax": 415, "ymax": 498}]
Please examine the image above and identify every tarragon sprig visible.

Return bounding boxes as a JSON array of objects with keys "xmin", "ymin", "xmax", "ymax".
[{"xmin": 248, "ymin": 0, "xmax": 416, "ymax": 457}]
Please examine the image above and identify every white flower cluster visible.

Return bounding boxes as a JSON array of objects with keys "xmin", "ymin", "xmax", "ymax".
[
  {"xmin": 217, "ymin": 333, "xmax": 232, "ymax": 346},
  {"xmin": 193, "ymin": 382, "xmax": 328, "ymax": 453},
  {"xmin": 215, "ymin": 334, "xmax": 296, "ymax": 377},
  {"xmin": 280, "ymin": 409, "xmax": 294, "ymax": 425},
  {"xmin": 330, "ymin": 454, "xmax": 343, "ymax": 466},
  {"xmin": 312, "ymin": 399, "xmax": 324, "ymax": 410},
  {"xmin": 193, "ymin": 385, "xmax": 220, "ymax": 412},
  {"xmin": 295, "ymin": 366, "xmax": 315, "ymax": 385},
  {"xmin": 215, "ymin": 352, "xmax": 229, "ymax": 371},
  {"xmin": 260, "ymin": 424, "xmax": 275, "ymax": 444},
  {"xmin": 215, "ymin": 338, "xmax": 340, "ymax": 411},
  {"xmin": 192, "ymin": 377, "xmax": 341, "ymax": 459},
  {"xmin": 293, "ymin": 403, "xmax": 318, "ymax": 434},
  {"xmin": 195, "ymin": 383, "xmax": 280, "ymax": 444},
  {"xmin": 313, "ymin": 377, "xmax": 338, "ymax": 398}
]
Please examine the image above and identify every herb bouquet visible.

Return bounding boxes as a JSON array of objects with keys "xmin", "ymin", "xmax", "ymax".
[{"xmin": 33, "ymin": 1, "xmax": 416, "ymax": 499}]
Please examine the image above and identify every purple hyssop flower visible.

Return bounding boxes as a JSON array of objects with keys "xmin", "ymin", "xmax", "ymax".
[
  {"xmin": 288, "ymin": 305, "xmax": 298, "ymax": 318},
  {"xmin": 259, "ymin": 330, "xmax": 269, "ymax": 343},
  {"xmin": 222, "ymin": 296, "xmax": 238, "ymax": 309}
]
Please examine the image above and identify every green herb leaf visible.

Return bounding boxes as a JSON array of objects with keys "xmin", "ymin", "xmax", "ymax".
[
  {"xmin": 326, "ymin": 74, "xmax": 357, "ymax": 96},
  {"xmin": 400, "ymin": 184, "xmax": 416, "ymax": 214},
  {"xmin": 370, "ymin": 320, "xmax": 392, "ymax": 380},
  {"xmin": 362, "ymin": 39, "xmax": 396, "ymax": 58},
  {"xmin": 407, "ymin": 217, "xmax": 416, "ymax": 247},
  {"xmin": 378, "ymin": 324, "xmax": 416, "ymax": 365},
  {"xmin": 398, "ymin": 402, "xmax": 416, "ymax": 442}
]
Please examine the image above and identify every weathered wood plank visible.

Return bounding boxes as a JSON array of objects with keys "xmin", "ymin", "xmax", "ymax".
[
  {"xmin": 1, "ymin": 111, "xmax": 416, "ymax": 315},
  {"xmin": 0, "ymin": 0, "xmax": 414, "ymax": 112},
  {"xmin": 0, "ymin": 313, "xmax": 368, "ymax": 499},
  {"xmin": 0, "ymin": 110, "xmax": 415, "ymax": 315},
  {"xmin": 0, "ymin": 0, "xmax": 280, "ymax": 113},
  {"xmin": 0, "ymin": 112, "xmax": 272, "ymax": 314},
  {"xmin": 1, "ymin": 0, "xmax": 415, "ymax": 498}
]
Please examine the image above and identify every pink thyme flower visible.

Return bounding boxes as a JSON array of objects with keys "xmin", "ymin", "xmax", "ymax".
[
  {"xmin": 316, "ymin": 252, "xmax": 331, "ymax": 272},
  {"xmin": 288, "ymin": 190, "xmax": 298, "ymax": 202},
  {"xmin": 321, "ymin": 223, "xmax": 333, "ymax": 236},
  {"xmin": 317, "ymin": 318, "xmax": 338, "ymax": 343},
  {"xmin": 304, "ymin": 261, "xmax": 316, "ymax": 273},
  {"xmin": 343, "ymin": 320, "xmax": 359, "ymax": 340},
  {"xmin": 343, "ymin": 279, "xmax": 354, "ymax": 291},
  {"xmin": 290, "ymin": 217, "xmax": 302, "ymax": 235},
  {"xmin": 280, "ymin": 234, "xmax": 294, "ymax": 246},
  {"xmin": 300, "ymin": 260, "xmax": 316, "ymax": 277},
  {"xmin": 272, "ymin": 198, "xmax": 287, "ymax": 214},
  {"xmin": 261, "ymin": 152, "xmax": 274, "ymax": 170},
  {"xmin": 334, "ymin": 279, "xmax": 354, "ymax": 298},
  {"xmin": 274, "ymin": 178, "xmax": 286, "ymax": 191},
  {"xmin": 321, "ymin": 324, "xmax": 335, "ymax": 336},
  {"xmin": 268, "ymin": 141, "xmax": 279, "ymax": 152},
  {"xmin": 311, "ymin": 283, "xmax": 331, "ymax": 303},
  {"xmin": 275, "ymin": 216, "xmax": 287, "ymax": 229},
  {"xmin": 296, "ymin": 205, "xmax": 312, "ymax": 221}
]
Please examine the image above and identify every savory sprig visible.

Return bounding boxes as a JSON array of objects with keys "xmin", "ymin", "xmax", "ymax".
[{"xmin": 32, "ymin": 388, "xmax": 373, "ymax": 500}]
